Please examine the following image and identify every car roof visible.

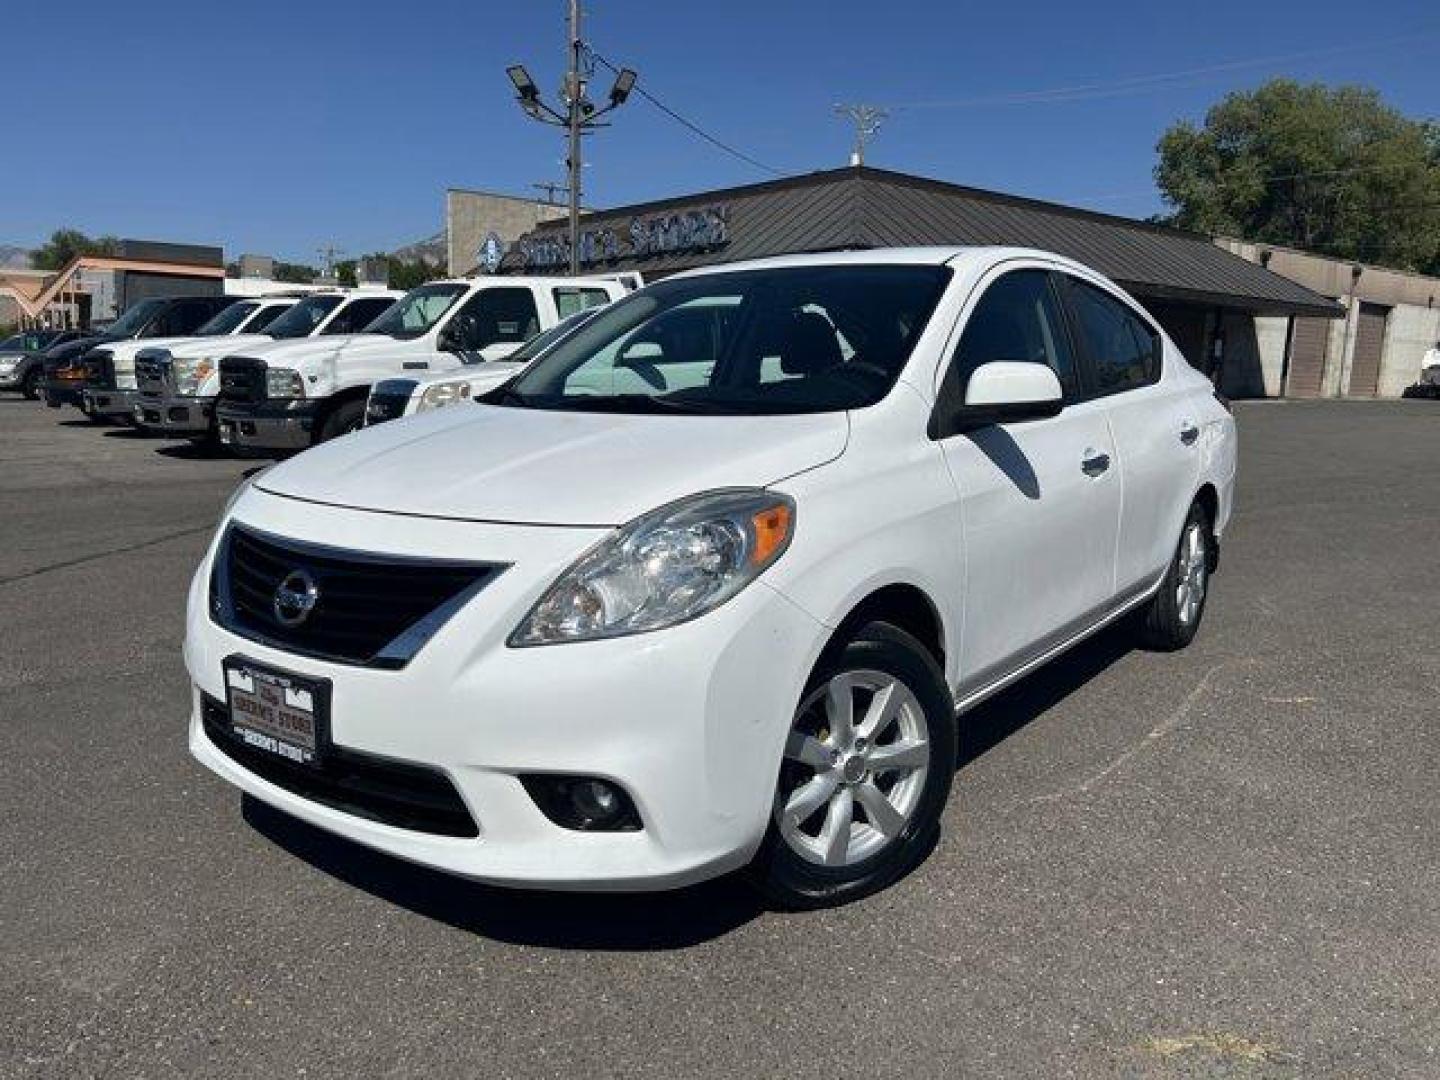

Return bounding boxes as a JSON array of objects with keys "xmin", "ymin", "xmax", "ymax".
[{"xmin": 667, "ymin": 245, "xmax": 1103, "ymax": 279}]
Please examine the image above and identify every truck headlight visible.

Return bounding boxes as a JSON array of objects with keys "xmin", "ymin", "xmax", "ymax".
[
  {"xmin": 172, "ymin": 357, "xmax": 215, "ymax": 396},
  {"xmin": 509, "ymin": 489, "xmax": 795, "ymax": 646},
  {"xmin": 416, "ymin": 379, "xmax": 472, "ymax": 413},
  {"xmin": 265, "ymin": 368, "xmax": 305, "ymax": 399}
]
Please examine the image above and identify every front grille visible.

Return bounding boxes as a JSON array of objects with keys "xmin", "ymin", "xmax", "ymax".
[
  {"xmin": 135, "ymin": 355, "xmax": 169, "ymax": 397},
  {"xmin": 84, "ymin": 349, "xmax": 115, "ymax": 388},
  {"xmin": 201, "ymin": 694, "xmax": 478, "ymax": 837},
  {"xmin": 211, "ymin": 525, "xmax": 503, "ymax": 669},
  {"xmin": 219, "ymin": 356, "xmax": 267, "ymax": 404},
  {"xmin": 365, "ymin": 379, "xmax": 418, "ymax": 426}
]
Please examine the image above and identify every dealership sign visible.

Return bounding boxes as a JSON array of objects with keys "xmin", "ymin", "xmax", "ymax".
[{"xmin": 518, "ymin": 205, "xmax": 730, "ymax": 269}]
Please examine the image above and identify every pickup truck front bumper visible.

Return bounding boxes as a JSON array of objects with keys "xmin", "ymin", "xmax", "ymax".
[
  {"xmin": 215, "ymin": 400, "xmax": 319, "ymax": 452},
  {"xmin": 134, "ymin": 395, "xmax": 216, "ymax": 437},
  {"xmin": 82, "ymin": 387, "xmax": 138, "ymax": 420}
]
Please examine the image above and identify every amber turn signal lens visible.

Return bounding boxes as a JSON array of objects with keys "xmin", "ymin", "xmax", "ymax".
[{"xmin": 750, "ymin": 503, "xmax": 793, "ymax": 567}]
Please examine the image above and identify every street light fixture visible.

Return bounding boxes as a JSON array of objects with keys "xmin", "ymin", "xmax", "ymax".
[{"xmin": 505, "ymin": 2, "xmax": 637, "ymax": 275}]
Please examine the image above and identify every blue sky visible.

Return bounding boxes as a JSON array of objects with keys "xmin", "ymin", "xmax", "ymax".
[{"xmin": 4, "ymin": 0, "xmax": 1435, "ymax": 264}]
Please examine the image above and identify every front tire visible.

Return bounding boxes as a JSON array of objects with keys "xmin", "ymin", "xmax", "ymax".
[
  {"xmin": 315, "ymin": 398, "xmax": 366, "ymax": 444},
  {"xmin": 1137, "ymin": 499, "xmax": 1212, "ymax": 651},
  {"xmin": 747, "ymin": 622, "xmax": 956, "ymax": 909},
  {"xmin": 21, "ymin": 367, "xmax": 41, "ymax": 400}
]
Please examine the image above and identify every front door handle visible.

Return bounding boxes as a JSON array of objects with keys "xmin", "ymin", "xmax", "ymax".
[
  {"xmin": 1179, "ymin": 420, "xmax": 1200, "ymax": 445},
  {"xmin": 1081, "ymin": 449, "xmax": 1111, "ymax": 477}
]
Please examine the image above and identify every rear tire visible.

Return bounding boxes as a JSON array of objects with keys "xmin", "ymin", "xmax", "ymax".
[
  {"xmin": 315, "ymin": 398, "xmax": 366, "ymax": 444},
  {"xmin": 746, "ymin": 621, "xmax": 956, "ymax": 909},
  {"xmin": 1137, "ymin": 499, "xmax": 1212, "ymax": 651}
]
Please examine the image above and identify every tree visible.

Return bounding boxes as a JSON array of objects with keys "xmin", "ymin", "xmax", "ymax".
[
  {"xmin": 272, "ymin": 261, "xmax": 318, "ymax": 284},
  {"xmin": 334, "ymin": 259, "xmax": 359, "ymax": 288},
  {"xmin": 30, "ymin": 229, "xmax": 119, "ymax": 271},
  {"xmin": 1155, "ymin": 81, "xmax": 1440, "ymax": 273},
  {"xmin": 386, "ymin": 256, "xmax": 444, "ymax": 291}
]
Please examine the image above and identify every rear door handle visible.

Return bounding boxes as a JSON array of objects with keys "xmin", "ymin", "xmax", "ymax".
[
  {"xmin": 1081, "ymin": 449, "xmax": 1111, "ymax": 477},
  {"xmin": 1179, "ymin": 420, "xmax": 1200, "ymax": 445}
]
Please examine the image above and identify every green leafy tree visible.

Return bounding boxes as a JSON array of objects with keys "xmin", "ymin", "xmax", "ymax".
[
  {"xmin": 387, "ymin": 256, "xmax": 444, "ymax": 291},
  {"xmin": 334, "ymin": 259, "xmax": 359, "ymax": 288},
  {"xmin": 272, "ymin": 261, "xmax": 318, "ymax": 284},
  {"xmin": 30, "ymin": 229, "xmax": 119, "ymax": 271},
  {"xmin": 1155, "ymin": 80, "xmax": 1440, "ymax": 272}
]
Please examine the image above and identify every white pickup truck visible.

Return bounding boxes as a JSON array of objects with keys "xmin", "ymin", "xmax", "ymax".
[
  {"xmin": 133, "ymin": 290, "xmax": 400, "ymax": 443},
  {"xmin": 80, "ymin": 296, "xmax": 298, "ymax": 423},
  {"xmin": 214, "ymin": 275, "xmax": 628, "ymax": 451}
]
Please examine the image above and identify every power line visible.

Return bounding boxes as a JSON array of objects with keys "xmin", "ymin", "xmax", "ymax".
[
  {"xmin": 890, "ymin": 30, "xmax": 1440, "ymax": 111},
  {"xmin": 589, "ymin": 48, "xmax": 784, "ymax": 177}
]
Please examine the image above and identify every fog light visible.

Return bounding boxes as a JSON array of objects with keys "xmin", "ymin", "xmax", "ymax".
[{"xmin": 521, "ymin": 775, "xmax": 642, "ymax": 832}]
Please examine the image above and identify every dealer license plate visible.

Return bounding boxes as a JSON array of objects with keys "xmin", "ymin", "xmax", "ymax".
[{"xmin": 224, "ymin": 659, "xmax": 329, "ymax": 765}]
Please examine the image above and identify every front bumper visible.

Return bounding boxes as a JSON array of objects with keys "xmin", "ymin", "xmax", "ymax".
[
  {"xmin": 134, "ymin": 394, "xmax": 216, "ymax": 436},
  {"xmin": 185, "ymin": 490, "xmax": 824, "ymax": 891},
  {"xmin": 82, "ymin": 386, "xmax": 138, "ymax": 419},
  {"xmin": 43, "ymin": 380, "xmax": 86, "ymax": 408},
  {"xmin": 216, "ymin": 400, "xmax": 318, "ymax": 451}
]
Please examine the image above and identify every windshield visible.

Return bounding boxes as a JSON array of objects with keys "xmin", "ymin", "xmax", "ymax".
[
  {"xmin": 493, "ymin": 265, "xmax": 951, "ymax": 415},
  {"xmin": 264, "ymin": 295, "xmax": 343, "ymax": 339},
  {"xmin": 194, "ymin": 301, "xmax": 258, "ymax": 336},
  {"xmin": 365, "ymin": 283, "xmax": 468, "ymax": 340},
  {"xmin": 105, "ymin": 299, "xmax": 168, "ymax": 338}
]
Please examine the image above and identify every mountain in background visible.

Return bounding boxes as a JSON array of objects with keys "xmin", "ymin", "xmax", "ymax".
[
  {"xmin": 0, "ymin": 244, "xmax": 34, "ymax": 269},
  {"xmin": 390, "ymin": 231, "xmax": 445, "ymax": 265}
]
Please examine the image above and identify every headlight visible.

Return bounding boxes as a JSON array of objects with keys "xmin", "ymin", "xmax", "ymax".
[
  {"xmin": 509, "ymin": 489, "xmax": 795, "ymax": 647},
  {"xmin": 265, "ymin": 368, "xmax": 304, "ymax": 399},
  {"xmin": 416, "ymin": 379, "xmax": 472, "ymax": 412},
  {"xmin": 172, "ymin": 357, "xmax": 215, "ymax": 396}
]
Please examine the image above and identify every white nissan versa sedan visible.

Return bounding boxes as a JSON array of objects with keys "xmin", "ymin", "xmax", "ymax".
[{"xmin": 185, "ymin": 248, "xmax": 1236, "ymax": 908}]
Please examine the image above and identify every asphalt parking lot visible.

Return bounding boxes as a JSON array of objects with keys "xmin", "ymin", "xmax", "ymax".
[{"xmin": 3, "ymin": 397, "xmax": 1437, "ymax": 1078}]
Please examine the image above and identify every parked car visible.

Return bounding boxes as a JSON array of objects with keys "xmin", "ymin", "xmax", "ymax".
[
  {"xmin": 363, "ymin": 306, "xmax": 604, "ymax": 426},
  {"xmin": 186, "ymin": 247, "xmax": 1237, "ymax": 908},
  {"xmin": 0, "ymin": 329, "xmax": 85, "ymax": 398},
  {"xmin": 80, "ymin": 296, "xmax": 296, "ymax": 424},
  {"xmin": 214, "ymin": 276, "xmax": 625, "ymax": 452},
  {"xmin": 43, "ymin": 295, "xmax": 239, "ymax": 414},
  {"xmin": 134, "ymin": 290, "xmax": 400, "ymax": 443}
]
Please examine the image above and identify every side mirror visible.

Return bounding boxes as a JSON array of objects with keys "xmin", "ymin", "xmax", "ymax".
[{"xmin": 930, "ymin": 361, "xmax": 1063, "ymax": 439}]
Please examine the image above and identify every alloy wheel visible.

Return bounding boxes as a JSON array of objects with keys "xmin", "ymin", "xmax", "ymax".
[
  {"xmin": 1175, "ymin": 521, "xmax": 1208, "ymax": 626},
  {"xmin": 776, "ymin": 669, "xmax": 931, "ymax": 867}
]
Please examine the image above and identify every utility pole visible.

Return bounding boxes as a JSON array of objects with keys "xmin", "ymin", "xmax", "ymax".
[
  {"xmin": 565, "ymin": 0, "xmax": 584, "ymax": 275},
  {"xmin": 316, "ymin": 244, "xmax": 344, "ymax": 278},
  {"xmin": 506, "ymin": 5, "xmax": 637, "ymax": 275},
  {"xmin": 834, "ymin": 104, "xmax": 888, "ymax": 166}
]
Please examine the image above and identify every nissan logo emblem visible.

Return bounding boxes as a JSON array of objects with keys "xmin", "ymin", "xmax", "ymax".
[{"xmin": 273, "ymin": 569, "xmax": 320, "ymax": 628}]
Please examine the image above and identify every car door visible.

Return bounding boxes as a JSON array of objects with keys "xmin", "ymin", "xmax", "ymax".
[
  {"xmin": 1058, "ymin": 274, "xmax": 1201, "ymax": 596},
  {"xmin": 932, "ymin": 264, "xmax": 1123, "ymax": 699},
  {"xmin": 444, "ymin": 286, "xmax": 543, "ymax": 364}
]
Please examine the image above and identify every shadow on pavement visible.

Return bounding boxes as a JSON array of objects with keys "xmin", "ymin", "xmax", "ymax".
[
  {"xmin": 155, "ymin": 440, "xmax": 225, "ymax": 461},
  {"xmin": 242, "ymin": 795, "xmax": 766, "ymax": 949},
  {"xmin": 958, "ymin": 620, "xmax": 1136, "ymax": 768}
]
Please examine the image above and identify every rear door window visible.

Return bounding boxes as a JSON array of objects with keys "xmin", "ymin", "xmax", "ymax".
[{"xmin": 553, "ymin": 287, "xmax": 612, "ymax": 319}]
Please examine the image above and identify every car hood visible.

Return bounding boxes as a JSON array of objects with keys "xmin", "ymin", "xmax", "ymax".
[
  {"xmin": 160, "ymin": 333, "xmax": 274, "ymax": 360},
  {"xmin": 106, "ymin": 335, "xmax": 226, "ymax": 369},
  {"xmin": 256, "ymin": 402, "xmax": 849, "ymax": 526},
  {"xmin": 233, "ymin": 333, "xmax": 396, "ymax": 365}
]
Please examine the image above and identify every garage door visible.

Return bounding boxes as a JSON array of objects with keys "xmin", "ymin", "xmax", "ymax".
[
  {"xmin": 1286, "ymin": 317, "xmax": 1331, "ymax": 398},
  {"xmin": 1347, "ymin": 303, "xmax": 1389, "ymax": 397}
]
